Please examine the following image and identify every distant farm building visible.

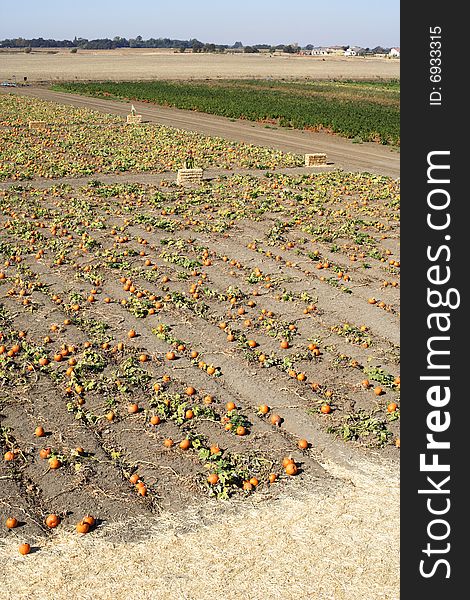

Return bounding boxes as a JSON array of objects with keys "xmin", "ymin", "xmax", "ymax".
[
  {"xmin": 310, "ymin": 47, "xmax": 328, "ymax": 55},
  {"xmin": 325, "ymin": 46, "xmax": 346, "ymax": 55},
  {"xmin": 344, "ymin": 47, "xmax": 364, "ymax": 56}
]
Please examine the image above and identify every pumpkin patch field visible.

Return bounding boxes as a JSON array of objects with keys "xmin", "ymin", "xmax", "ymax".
[
  {"xmin": 0, "ymin": 94, "xmax": 302, "ymax": 181},
  {"xmin": 0, "ymin": 93, "xmax": 399, "ymax": 553}
]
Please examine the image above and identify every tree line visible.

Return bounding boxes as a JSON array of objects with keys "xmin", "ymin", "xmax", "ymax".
[
  {"xmin": 1, "ymin": 37, "xmax": 247, "ymax": 51},
  {"xmin": 0, "ymin": 37, "xmax": 392, "ymax": 55}
]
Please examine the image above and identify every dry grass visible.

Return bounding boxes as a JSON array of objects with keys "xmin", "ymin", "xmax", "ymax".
[
  {"xmin": 0, "ymin": 49, "xmax": 400, "ymax": 83},
  {"xmin": 0, "ymin": 454, "xmax": 399, "ymax": 600}
]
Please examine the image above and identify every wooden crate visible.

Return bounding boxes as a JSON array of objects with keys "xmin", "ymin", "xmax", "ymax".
[
  {"xmin": 28, "ymin": 120, "xmax": 47, "ymax": 130},
  {"xmin": 126, "ymin": 114, "xmax": 142, "ymax": 124},
  {"xmin": 176, "ymin": 168, "xmax": 204, "ymax": 186},
  {"xmin": 305, "ymin": 153, "xmax": 328, "ymax": 166}
]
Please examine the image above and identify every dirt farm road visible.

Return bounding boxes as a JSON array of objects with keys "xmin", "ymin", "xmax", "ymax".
[{"xmin": 2, "ymin": 86, "xmax": 400, "ymax": 179}]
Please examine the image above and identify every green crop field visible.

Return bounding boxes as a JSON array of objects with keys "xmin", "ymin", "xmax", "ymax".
[{"xmin": 52, "ymin": 79, "xmax": 400, "ymax": 146}]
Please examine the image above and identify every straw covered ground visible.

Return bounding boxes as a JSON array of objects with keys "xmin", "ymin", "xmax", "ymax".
[{"xmin": 0, "ymin": 454, "xmax": 399, "ymax": 600}]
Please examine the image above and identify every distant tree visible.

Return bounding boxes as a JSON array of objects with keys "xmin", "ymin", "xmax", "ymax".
[
  {"xmin": 372, "ymin": 46, "xmax": 389, "ymax": 54},
  {"xmin": 244, "ymin": 46, "xmax": 259, "ymax": 53},
  {"xmin": 24, "ymin": 46, "xmax": 32, "ymax": 53},
  {"xmin": 232, "ymin": 41, "xmax": 243, "ymax": 48},
  {"xmin": 70, "ymin": 47, "xmax": 78, "ymax": 53},
  {"xmin": 305, "ymin": 44, "xmax": 313, "ymax": 51},
  {"xmin": 192, "ymin": 40, "xmax": 204, "ymax": 53},
  {"xmin": 203, "ymin": 43, "xmax": 216, "ymax": 53},
  {"xmin": 129, "ymin": 35, "xmax": 143, "ymax": 48},
  {"xmin": 179, "ymin": 46, "xmax": 186, "ymax": 53},
  {"xmin": 83, "ymin": 39, "xmax": 114, "ymax": 49},
  {"xmin": 113, "ymin": 36, "xmax": 129, "ymax": 48},
  {"xmin": 284, "ymin": 44, "xmax": 299, "ymax": 54}
]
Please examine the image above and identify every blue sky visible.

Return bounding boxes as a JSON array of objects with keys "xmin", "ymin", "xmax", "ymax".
[{"xmin": 0, "ymin": 0, "xmax": 399, "ymax": 47}]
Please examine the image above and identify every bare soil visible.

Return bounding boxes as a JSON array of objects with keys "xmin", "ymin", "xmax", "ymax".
[{"xmin": 1, "ymin": 170, "xmax": 400, "ymax": 544}]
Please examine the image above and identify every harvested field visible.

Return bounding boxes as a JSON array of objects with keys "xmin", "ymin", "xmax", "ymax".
[
  {"xmin": 0, "ymin": 48, "xmax": 400, "ymax": 83},
  {"xmin": 0, "ymin": 169, "xmax": 400, "ymax": 526},
  {"xmin": 0, "ymin": 92, "xmax": 399, "ymax": 599}
]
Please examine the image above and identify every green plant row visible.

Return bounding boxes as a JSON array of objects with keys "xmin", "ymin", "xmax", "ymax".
[{"xmin": 53, "ymin": 79, "xmax": 400, "ymax": 145}]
